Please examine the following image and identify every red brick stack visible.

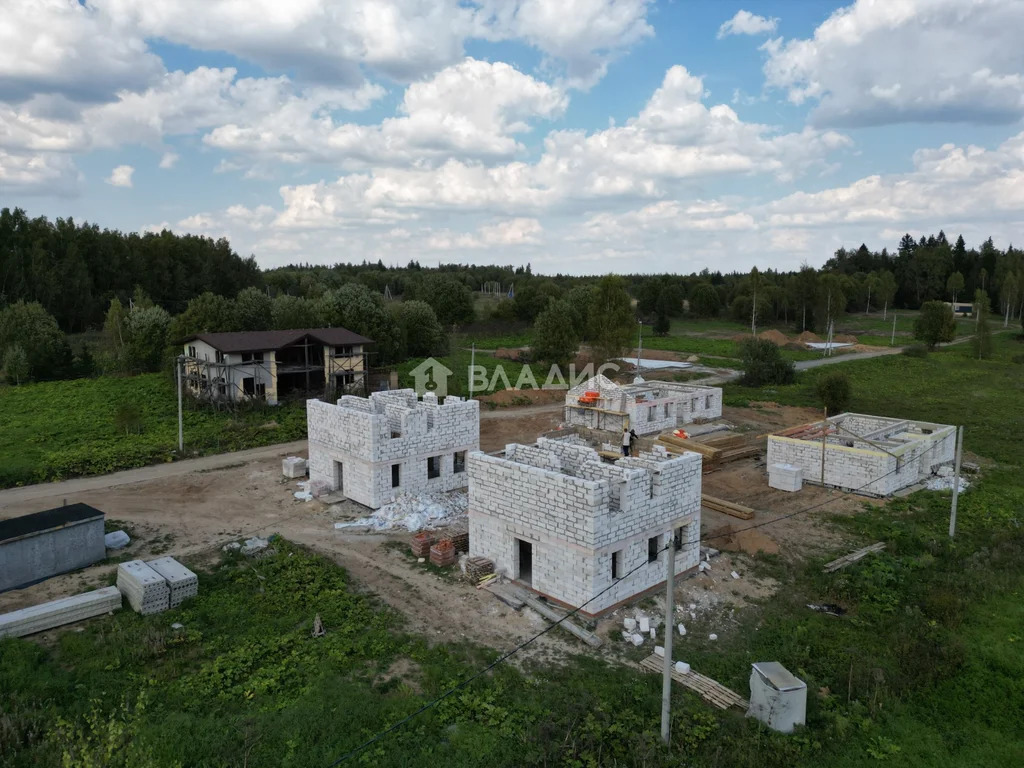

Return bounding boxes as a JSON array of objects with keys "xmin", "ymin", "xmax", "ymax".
[
  {"xmin": 410, "ymin": 532, "xmax": 433, "ymax": 558},
  {"xmin": 429, "ymin": 538, "xmax": 457, "ymax": 567}
]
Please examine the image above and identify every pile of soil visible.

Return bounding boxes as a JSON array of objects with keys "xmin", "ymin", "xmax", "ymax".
[
  {"xmin": 478, "ymin": 388, "xmax": 564, "ymax": 406},
  {"xmin": 834, "ymin": 333, "xmax": 859, "ymax": 343},
  {"xmin": 706, "ymin": 523, "xmax": 780, "ymax": 555},
  {"xmin": 797, "ymin": 330, "xmax": 822, "ymax": 343},
  {"xmin": 758, "ymin": 329, "xmax": 790, "ymax": 346},
  {"xmin": 627, "ymin": 348, "xmax": 686, "ymax": 362},
  {"xmin": 493, "ymin": 347, "xmax": 526, "ymax": 361}
]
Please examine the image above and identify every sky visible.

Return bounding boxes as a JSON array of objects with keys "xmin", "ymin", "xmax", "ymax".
[{"xmin": 3, "ymin": 0, "xmax": 1024, "ymax": 275}]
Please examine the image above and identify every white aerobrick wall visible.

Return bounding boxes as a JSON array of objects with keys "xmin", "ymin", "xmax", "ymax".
[
  {"xmin": 468, "ymin": 437, "xmax": 702, "ymax": 617},
  {"xmin": 307, "ymin": 389, "xmax": 480, "ymax": 508},
  {"xmin": 564, "ymin": 375, "xmax": 723, "ymax": 436},
  {"xmin": 766, "ymin": 413, "xmax": 956, "ymax": 496}
]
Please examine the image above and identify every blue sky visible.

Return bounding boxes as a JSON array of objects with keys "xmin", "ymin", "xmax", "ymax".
[{"xmin": 3, "ymin": 0, "xmax": 1024, "ymax": 273}]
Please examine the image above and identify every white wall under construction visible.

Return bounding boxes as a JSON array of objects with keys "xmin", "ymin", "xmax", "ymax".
[
  {"xmin": 307, "ymin": 389, "xmax": 480, "ymax": 508},
  {"xmin": 468, "ymin": 437, "xmax": 702, "ymax": 617},
  {"xmin": 766, "ymin": 413, "xmax": 956, "ymax": 496}
]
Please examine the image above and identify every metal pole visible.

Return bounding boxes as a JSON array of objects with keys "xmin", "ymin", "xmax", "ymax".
[
  {"xmin": 660, "ymin": 534, "xmax": 676, "ymax": 745},
  {"xmin": 637, "ymin": 321, "xmax": 643, "ymax": 374},
  {"xmin": 820, "ymin": 408, "xmax": 828, "ymax": 485},
  {"xmin": 949, "ymin": 426, "xmax": 964, "ymax": 538},
  {"xmin": 891, "ymin": 314, "xmax": 897, "ymax": 346},
  {"xmin": 176, "ymin": 355, "xmax": 184, "ymax": 453},
  {"xmin": 468, "ymin": 342, "xmax": 475, "ymax": 400}
]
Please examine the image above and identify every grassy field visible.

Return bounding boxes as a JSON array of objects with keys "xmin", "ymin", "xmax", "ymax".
[{"xmin": 0, "ymin": 374, "xmax": 306, "ymax": 488}]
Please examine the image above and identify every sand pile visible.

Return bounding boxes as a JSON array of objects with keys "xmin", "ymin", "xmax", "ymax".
[
  {"xmin": 797, "ymin": 331, "xmax": 822, "ymax": 343},
  {"xmin": 758, "ymin": 329, "xmax": 789, "ymax": 346}
]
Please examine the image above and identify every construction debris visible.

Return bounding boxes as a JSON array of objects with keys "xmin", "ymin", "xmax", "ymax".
[
  {"xmin": 925, "ymin": 476, "xmax": 971, "ymax": 492},
  {"xmin": 823, "ymin": 542, "xmax": 886, "ymax": 573},
  {"xmin": 638, "ymin": 654, "xmax": 748, "ymax": 710},
  {"xmin": 0, "ymin": 587, "xmax": 122, "ymax": 639},
  {"xmin": 334, "ymin": 491, "xmax": 468, "ymax": 532},
  {"xmin": 509, "ymin": 586, "xmax": 603, "ymax": 648},
  {"xmin": 701, "ymin": 494, "xmax": 755, "ymax": 520},
  {"xmin": 104, "ymin": 530, "xmax": 131, "ymax": 549}
]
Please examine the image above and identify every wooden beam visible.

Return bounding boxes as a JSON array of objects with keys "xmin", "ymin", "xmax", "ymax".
[{"xmin": 823, "ymin": 542, "xmax": 886, "ymax": 573}]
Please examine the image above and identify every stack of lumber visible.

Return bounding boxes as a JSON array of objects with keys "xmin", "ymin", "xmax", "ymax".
[
  {"xmin": 117, "ymin": 560, "xmax": 170, "ymax": 615},
  {"xmin": 655, "ymin": 432, "xmax": 760, "ymax": 471},
  {"xmin": 638, "ymin": 654, "xmax": 748, "ymax": 710},
  {"xmin": 0, "ymin": 587, "xmax": 122, "ymax": 639},
  {"xmin": 701, "ymin": 494, "xmax": 755, "ymax": 520},
  {"xmin": 465, "ymin": 556, "xmax": 494, "ymax": 583},
  {"xmin": 450, "ymin": 531, "xmax": 470, "ymax": 554},
  {"xmin": 823, "ymin": 542, "xmax": 885, "ymax": 573},
  {"xmin": 146, "ymin": 557, "xmax": 198, "ymax": 608}
]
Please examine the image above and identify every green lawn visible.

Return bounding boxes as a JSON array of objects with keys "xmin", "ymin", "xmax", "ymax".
[{"xmin": 0, "ymin": 374, "xmax": 307, "ymax": 487}]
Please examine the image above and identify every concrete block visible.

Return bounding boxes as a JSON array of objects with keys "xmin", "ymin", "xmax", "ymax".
[
  {"xmin": 117, "ymin": 560, "xmax": 170, "ymax": 615},
  {"xmin": 0, "ymin": 586, "xmax": 121, "ymax": 638}
]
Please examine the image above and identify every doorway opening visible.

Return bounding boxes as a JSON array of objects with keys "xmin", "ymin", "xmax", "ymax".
[{"xmin": 517, "ymin": 539, "xmax": 533, "ymax": 586}]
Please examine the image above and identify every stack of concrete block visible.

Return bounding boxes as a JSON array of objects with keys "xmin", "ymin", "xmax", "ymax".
[
  {"xmin": 282, "ymin": 456, "xmax": 308, "ymax": 478},
  {"xmin": 768, "ymin": 463, "xmax": 803, "ymax": 492},
  {"xmin": 117, "ymin": 560, "xmax": 170, "ymax": 615},
  {"xmin": 0, "ymin": 586, "xmax": 122, "ymax": 639},
  {"xmin": 146, "ymin": 557, "xmax": 198, "ymax": 607}
]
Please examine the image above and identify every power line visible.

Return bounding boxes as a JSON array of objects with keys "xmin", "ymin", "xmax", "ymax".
[{"xmin": 325, "ymin": 452, "xmax": 917, "ymax": 765}]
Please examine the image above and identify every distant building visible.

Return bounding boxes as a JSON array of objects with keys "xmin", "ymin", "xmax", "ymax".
[
  {"xmin": 182, "ymin": 328, "xmax": 371, "ymax": 404},
  {"xmin": 563, "ymin": 374, "xmax": 723, "ymax": 436},
  {"xmin": 945, "ymin": 301, "xmax": 973, "ymax": 317}
]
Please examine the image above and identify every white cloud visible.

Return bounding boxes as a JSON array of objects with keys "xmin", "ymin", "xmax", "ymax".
[
  {"xmin": 158, "ymin": 152, "xmax": 179, "ymax": 169},
  {"xmin": 718, "ymin": 10, "xmax": 778, "ymax": 39},
  {"xmin": 0, "ymin": 0, "xmax": 163, "ymax": 102},
  {"xmin": 0, "ymin": 147, "xmax": 80, "ymax": 195},
  {"xmin": 204, "ymin": 58, "xmax": 566, "ymax": 165},
  {"xmin": 762, "ymin": 0, "xmax": 1024, "ymax": 126},
  {"xmin": 106, "ymin": 164, "xmax": 134, "ymax": 187}
]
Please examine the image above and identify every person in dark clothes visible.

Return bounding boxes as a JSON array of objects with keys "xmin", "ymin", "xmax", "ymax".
[{"xmin": 628, "ymin": 428, "xmax": 638, "ymax": 456}]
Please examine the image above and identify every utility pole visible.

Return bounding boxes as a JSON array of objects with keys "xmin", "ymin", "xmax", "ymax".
[
  {"xmin": 820, "ymin": 408, "xmax": 828, "ymax": 485},
  {"xmin": 660, "ymin": 534, "xmax": 676, "ymax": 745},
  {"xmin": 636, "ymin": 321, "xmax": 643, "ymax": 378},
  {"xmin": 890, "ymin": 313, "xmax": 897, "ymax": 346},
  {"xmin": 949, "ymin": 426, "xmax": 964, "ymax": 538},
  {"xmin": 468, "ymin": 343, "xmax": 476, "ymax": 400},
  {"xmin": 176, "ymin": 355, "xmax": 184, "ymax": 453}
]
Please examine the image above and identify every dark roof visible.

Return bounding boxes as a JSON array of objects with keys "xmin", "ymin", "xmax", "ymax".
[
  {"xmin": 0, "ymin": 503, "xmax": 104, "ymax": 544},
  {"xmin": 184, "ymin": 328, "xmax": 373, "ymax": 353}
]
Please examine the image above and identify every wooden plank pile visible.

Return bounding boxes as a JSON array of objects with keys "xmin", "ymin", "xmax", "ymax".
[
  {"xmin": 465, "ymin": 556, "xmax": 495, "ymax": 584},
  {"xmin": 823, "ymin": 542, "xmax": 886, "ymax": 573},
  {"xmin": 0, "ymin": 586, "xmax": 122, "ymax": 639},
  {"xmin": 701, "ymin": 494, "xmax": 755, "ymax": 520},
  {"xmin": 638, "ymin": 654, "xmax": 749, "ymax": 710},
  {"xmin": 450, "ymin": 531, "xmax": 470, "ymax": 554},
  {"xmin": 654, "ymin": 432, "xmax": 760, "ymax": 471}
]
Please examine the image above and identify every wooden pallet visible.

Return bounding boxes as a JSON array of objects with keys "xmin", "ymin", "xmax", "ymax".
[
  {"xmin": 823, "ymin": 542, "xmax": 886, "ymax": 572},
  {"xmin": 638, "ymin": 654, "xmax": 748, "ymax": 711},
  {"xmin": 701, "ymin": 494, "xmax": 755, "ymax": 520}
]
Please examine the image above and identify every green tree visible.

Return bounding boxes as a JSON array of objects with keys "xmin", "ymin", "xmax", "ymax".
[
  {"xmin": 167, "ymin": 292, "xmax": 236, "ymax": 342},
  {"xmin": 815, "ymin": 372, "xmax": 852, "ymax": 414},
  {"xmin": 588, "ymin": 275, "xmax": 634, "ymax": 365},
  {"xmin": 688, "ymin": 282, "xmax": 720, "ymax": 318},
  {"xmin": 234, "ymin": 287, "xmax": 273, "ymax": 331},
  {"xmin": 271, "ymin": 294, "xmax": 318, "ymax": 330},
  {"xmin": 972, "ymin": 289, "xmax": 992, "ymax": 360},
  {"xmin": 532, "ymin": 299, "xmax": 579, "ymax": 366},
  {"xmin": 392, "ymin": 300, "xmax": 445, "ymax": 358},
  {"xmin": 564, "ymin": 284, "xmax": 595, "ymax": 339},
  {"xmin": 876, "ymin": 270, "xmax": 898, "ymax": 320},
  {"xmin": 0, "ymin": 300, "xmax": 70, "ymax": 381},
  {"xmin": 913, "ymin": 301, "xmax": 957, "ymax": 348},
  {"xmin": 739, "ymin": 339, "xmax": 795, "ymax": 386},
  {"xmin": 946, "ymin": 271, "xmax": 965, "ymax": 303},
  {"xmin": 863, "ymin": 272, "xmax": 880, "ymax": 313},
  {"xmin": 125, "ymin": 305, "xmax": 172, "ymax": 372},
  {"xmin": 315, "ymin": 283, "xmax": 402, "ymax": 363},
  {"xmin": 3, "ymin": 343, "xmax": 29, "ymax": 384},
  {"xmin": 415, "ymin": 276, "xmax": 475, "ymax": 327},
  {"xmin": 653, "ymin": 311, "xmax": 670, "ymax": 336},
  {"xmin": 816, "ymin": 273, "xmax": 846, "ymax": 332}
]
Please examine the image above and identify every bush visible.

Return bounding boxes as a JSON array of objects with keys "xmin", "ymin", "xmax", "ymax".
[
  {"xmin": 739, "ymin": 339, "xmax": 795, "ymax": 386},
  {"xmin": 903, "ymin": 344, "xmax": 929, "ymax": 358},
  {"xmin": 815, "ymin": 371, "xmax": 852, "ymax": 414},
  {"xmin": 913, "ymin": 301, "xmax": 957, "ymax": 348}
]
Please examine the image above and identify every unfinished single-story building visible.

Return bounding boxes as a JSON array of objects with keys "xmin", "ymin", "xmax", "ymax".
[
  {"xmin": 307, "ymin": 389, "xmax": 480, "ymax": 508},
  {"xmin": 767, "ymin": 413, "xmax": 956, "ymax": 497},
  {"xmin": 563, "ymin": 374, "xmax": 723, "ymax": 436},
  {"xmin": 468, "ymin": 437, "xmax": 702, "ymax": 617},
  {"xmin": 182, "ymin": 328, "xmax": 371, "ymax": 405},
  {"xmin": 1, "ymin": 504, "xmax": 105, "ymax": 592}
]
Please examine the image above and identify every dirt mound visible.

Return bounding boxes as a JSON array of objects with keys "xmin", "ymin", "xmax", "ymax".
[
  {"xmin": 627, "ymin": 348, "xmax": 686, "ymax": 362},
  {"xmin": 758, "ymin": 329, "xmax": 789, "ymax": 346},
  {"xmin": 479, "ymin": 388, "xmax": 564, "ymax": 406},
  {"xmin": 834, "ymin": 334, "xmax": 859, "ymax": 343},
  {"xmin": 731, "ymin": 333, "xmax": 751, "ymax": 342},
  {"xmin": 706, "ymin": 523, "xmax": 780, "ymax": 555},
  {"xmin": 494, "ymin": 347, "xmax": 525, "ymax": 361},
  {"xmin": 797, "ymin": 331, "xmax": 822, "ymax": 343}
]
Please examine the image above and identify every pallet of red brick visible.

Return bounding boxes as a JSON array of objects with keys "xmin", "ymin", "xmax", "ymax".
[{"xmin": 429, "ymin": 539, "xmax": 457, "ymax": 567}]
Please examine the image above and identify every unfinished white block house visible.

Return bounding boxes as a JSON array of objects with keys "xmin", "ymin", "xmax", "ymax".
[
  {"xmin": 468, "ymin": 437, "xmax": 702, "ymax": 617},
  {"xmin": 307, "ymin": 389, "xmax": 479, "ymax": 508},
  {"xmin": 563, "ymin": 374, "xmax": 723, "ymax": 436},
  {"xmin": 767, "ymin": 413, "xmax": 956, "ymax": 497}
]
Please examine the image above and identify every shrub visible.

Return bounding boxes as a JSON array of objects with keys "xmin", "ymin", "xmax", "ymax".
[
  {"xmin": 739, "ymin": 339, "xmax": 795, "ymax": 386},
  {"xmin": 815, "ymin": 372, "xmax": 852, "ymax": 414},
  {"xmin": 114, "ymin": 403, "xmax": 144, "ymax": 435},
  {"xmin": 913, "ymin": 301, "xmax": 957, "ymax": 348},
  {"xmin": 903, "ymin": 344, "xmax": 929, "ymax": 358}
]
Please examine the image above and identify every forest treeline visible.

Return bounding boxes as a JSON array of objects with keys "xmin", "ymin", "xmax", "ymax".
[{"xmin": 2, "ymin": 207, "xmax": 1023, "ymax": 383}]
